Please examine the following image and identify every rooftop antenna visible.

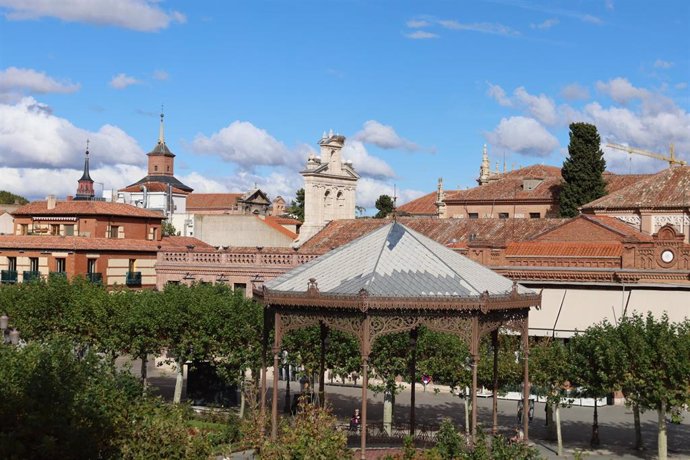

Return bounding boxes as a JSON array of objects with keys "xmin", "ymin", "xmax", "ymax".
[
  {"xmin": 392, "ymin": 184, "xmax": 398, "ymax": 221},
  {"xmin": 158, "ymin": 104, "xmax": 165, "ymax": 145}
]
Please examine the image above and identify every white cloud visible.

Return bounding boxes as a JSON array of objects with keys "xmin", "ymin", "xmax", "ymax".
[
  {"xmin": 530, "ymin": 18, "xmax": 559, "ymax": 29},
  {"xmin": 560, "ymin": 83, "xmax": 590, "ymax": 101},
  {"xmin": 341, "ymin": 140, "xmax": 396, "ymax": 179},
  {"xmin": 190, "ymin": 121, "xmax": 300, "ymax": 168},
  {"xmin": 582, "ymin": 14, "xmax": 603, "ymax": 25},
  {"xmin": 152, "ymin": 70, "xmax": 169, "ymax": 80},
  {"xmin": 405, "ymin": 30, "xmax": 438, "ymax": 39},
  {"xmin": 0, "ymin": 97, "xmax": 144, "ymax": 169},
  {"xmin": 438, "ymin": 19, "xmax": 520, "ymax": 36},
  {"xmin": 0, "ymin": 0, "xmax": 186, "ymax": 32},
  {"xmin": 486, "ymin": 116, "xmax": 560, "ymax": 157},
  {"xmin": 406, "ymin": 19, "xmax": 430, "ymax": 28},
  {"xmin": 0, "ymin": 164, "xmax": 146, "ymax": 200},
  {"xmin": 595, "ymin": 77, "xmax": 648, "ymax": 104},
  {"xmin": 0, "ymin": 67, "xmax": 80, "ymax": 95},
  {"xmin": 486, "ymin": 83, "xmax": 558, "ymax": 125},
  {"xmin": 653, "ymin": 59, "xmax": 674, "ymax": 69},
  {"xmin": 110, "ymin": 73, "xmax": 140, "ymax": 89},
  {"xmin": 354, "ymin": 120, "xmax": 428, "ymax": 152}
]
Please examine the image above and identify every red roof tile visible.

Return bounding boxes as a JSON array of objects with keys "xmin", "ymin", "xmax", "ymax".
[
  {"xmin": 299, "ymin": 217, "xmax": 567, "ymax": 254},
  {"xmin": 506, "ymin": 241, "xmax": 622, "ymax": 257},
  {"xmin": 397, "ymin": 192, "xmax": 438, "ymax": 215},
  {"xmin": 583, "ymin": 166, "xmax": 690, "ymax": 210},
  {"xmin": 265, "ymin": 216, "xmax": 302, "ymax": 226},
  {"xmin": 119, "ymin": 182, "xmax": 189, "ymax": 194},
  {"xmin": 258, "ymin": 216, "xmax": 297, "ymax": 239},
  {"xmin": 12, "ymin": 201, "xmax": 165, "ymax": 219},
  {"xmin": 0, "ymin": 235, "xmax": 210, "ymax": 252},
  {"xmin": 186, "ymin": 193, "xmax": 243, "ymax": 210}
]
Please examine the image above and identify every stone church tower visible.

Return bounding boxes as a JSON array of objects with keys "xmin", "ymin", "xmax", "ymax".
[{"xmin": 295, "ymin": 131, "xmax": 359, "ymax": 245}]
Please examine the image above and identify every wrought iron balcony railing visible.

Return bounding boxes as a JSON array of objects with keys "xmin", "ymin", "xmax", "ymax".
[
  {"xmin": 126, "ymin": 271, "xmax": 142, "ymax": 287},
  {"xmin": 1, "ymin": 270, "xmax": 18, "ymax": 284}
]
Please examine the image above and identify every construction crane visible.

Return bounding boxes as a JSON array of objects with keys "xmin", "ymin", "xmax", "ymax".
[{"xmin": 606, "ymin": 143, "xmax": 687, "ymax": 167}]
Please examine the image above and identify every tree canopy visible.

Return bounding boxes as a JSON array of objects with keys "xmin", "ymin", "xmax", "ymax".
[
  {"xmin": 286, "ymin": 188, "xmax": 305, "ymax": 221},
  {"xmin": 559, "ymin": 122, "xmax": 607, "ymax": 217},
  {"xmin": 374, "ymin": 194, "xmax": 395, "ymax": 219},
  {"xmin": 0, "ymin": 190, "xmax": 29, "ymax": 205}
]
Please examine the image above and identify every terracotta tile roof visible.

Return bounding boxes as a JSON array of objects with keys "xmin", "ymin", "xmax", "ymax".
[
  {"xmin": 602, "ymin": 172, "xmax": 651, "ymax": 194},
  {"xmin": 299, "ymin": 217, "xmax": 567, "ymax": 254},
  {"xmin": 506, "ymin": 241, "xmax": 622, "ymax": 257},
  {"xmin": 119, "ymin": 182, "xmax": 189, "ymax": 194},
  {"xmin": 531, "ymin": 215, "xmax": 654, "ymax": 242},
  {"xmin": 265, "ymin": 216, "xmax": 302, "ymax": 226},
  {"xmin": 258, "ymin": 216, "xmax": 297, "ymax": 239},
  {"xmin": 397, "ymin": 192, "xmax": 437, "ymax": 215},
  {"xmin": 0, "ymin": 235, "xmax": 210, "ymax": 252},
  {"xmin": 12, "ymin": 201, "xmax": 165, "ymax": 219},
  {"xmin": 186, "ymin": 193, "xmax": 243, "ymax": 211},
  {"xmin": 583, "ymin": 166, "xmax": 690, "ymax": 210},
  {"xmin": 583, "ymin": 215, "xmax": 654, "ymax": 241},
  {"xmin": 446, "ymin": 165, "xmax": 563, "ymax": 202}
]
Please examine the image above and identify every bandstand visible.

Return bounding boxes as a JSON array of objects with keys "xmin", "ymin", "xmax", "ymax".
[{"xmin": 254, "ymin": 222, "xmax": 541, "ymax": 458}]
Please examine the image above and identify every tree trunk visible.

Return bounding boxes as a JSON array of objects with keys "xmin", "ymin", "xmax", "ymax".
[
  {"xmin": 555, "ymin": 403, "xmax": 563, "ymax": 457},
  {"xmin": 383, "ymin": 389, "xmax": 393, "ymax": 436},
  {"xmin": 140, "ymin": 353, "xmax": 148, "ymax": 391},
  {"xmin": 464, "ymin": 391, "xmax": 471, "ymax": 436},
  {"xmin": 239, "ymin": 376, "xmax": 246, "ymax": 419},
  {"xmin": 658, "ymin": 400, "xmax": 667, "ymax": 460},
  {"xmin": 173, "ymin": 359, "xmax": 184, "ymax": 404},
  {"xmin": 546, "ymin": 402, "xmax": 556, "ymax": 440},
  {"xmin": 284, "ymin": 363, "xmax": 291, "ymax": 414},
  {"xmin": 633, "ymin": 401, "xmax": 644, "ymax": 450},
  {"xmin": 591, "ymin": 398, "xmax": 600, "ymax": 446}
]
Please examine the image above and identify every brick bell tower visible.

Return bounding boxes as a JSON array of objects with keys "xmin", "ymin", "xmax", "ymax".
[
  {"xmin": 147, "ymin": 111, "xmax": 175, "ymax": 176},
  {"xmin": 75, "ymin": 141, "xmax": 95, "ymax": 200}
]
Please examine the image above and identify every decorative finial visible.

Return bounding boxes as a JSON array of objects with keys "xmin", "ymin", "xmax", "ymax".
[
  {"xmin": 392, "ymin": 184, "xmax": 398, "ymax": 222},
  {"xmin": 85, "ymin": 139, "xmax": 90, "ymax": 155},
  {"xmin": 158, "ymin": 105, "xmax": 165, "ymax": 145}
]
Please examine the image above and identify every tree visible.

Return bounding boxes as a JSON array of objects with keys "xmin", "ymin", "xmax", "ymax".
[
  {"xmin": 375, "ymin": 194, "xmax": 395, "ymax": 219},
  {"xmin": 0, "ymin": 190, "xmax": 29, "ymax": 205},
  {"xmin": 162, "ymin": 220, "xmax": 177, "ymax": 236},
  {"xmin": 615, "ymin": 313, "xmax": 690, "ymax": 459},
  {"xmin": 369, "ymin": 332, "xmax": 411, "ymax": 434},
  {"xmin": 570, "ymin": 321, "xmax": 621, "ymax": 447},
  {"xmin": 559, "ymin": 122, "xmax": 607, "ymax": 217},
  {"xmin": 530, "ymin": 338, "xmax": 574, "ymax": 456},
  {"xmin": 286, "ymin": 188, "xmax": 305, "ymax": 221}
]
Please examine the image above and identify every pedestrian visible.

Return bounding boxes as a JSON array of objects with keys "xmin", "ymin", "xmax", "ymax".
[{"xmin": 349, "ymin": 408, "xmax": 361, "ymax": 431}]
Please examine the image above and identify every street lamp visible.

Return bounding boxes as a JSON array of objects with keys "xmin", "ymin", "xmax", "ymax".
[{"xmin": 1, "ymin": 314, "xmax": 20, "ymax": 345}]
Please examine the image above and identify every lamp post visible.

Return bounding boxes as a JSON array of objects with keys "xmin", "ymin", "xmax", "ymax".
[{"xmin": 1, "ymin": 314, "xmax": 20, "ymax": 345}]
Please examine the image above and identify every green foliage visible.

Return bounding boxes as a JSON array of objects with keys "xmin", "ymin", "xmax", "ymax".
[
  {"xmin": 435, "ymin": 419, "xmax": 463, "ymax": 459},
  {"xmin": 418, "ymin": 329, "xmax": 470, "ymax": 391},
  {"xmin": 375, "ymin": 194, "xmax": 395, "ymax": 218},
  {"xmin": 490, "ymin": 435, "xmax": 543, "ymax": 460},
  {"xmin": 0, "ymin": 190, "xmax": 29, "ymax": 205},
  {"xmin": 162, "ymin": 220, "xmax": 177, "ymax": 236},
  {"xmin": 0, "ymin": 338, "xmax": 213, "ymax": 459},
  {"xmin": 559, "ymin": 122, "xmax": 607, "ymax": 217},
  {"xmin": 260, "ymin": 401, "xmax": 348, "ymax": 459},
  {"xmin": 477, "ymin": 335, "xmax": 522, "ymax": 390},
  {"xmin": 529, "ymin": 339, "xmax": 573, "ymax": 406},
  {"xmin": 370, "ymin": 332, "xmax": 411, "ymax": 395},
  {"xmin": 286, "ymin": 188, "xmax": 305, "ymax": 221}
]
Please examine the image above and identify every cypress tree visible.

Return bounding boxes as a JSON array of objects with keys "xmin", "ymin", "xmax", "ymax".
[{"xmin": 559, "ymin": 123, "xmax": 607, "ymax": 217}]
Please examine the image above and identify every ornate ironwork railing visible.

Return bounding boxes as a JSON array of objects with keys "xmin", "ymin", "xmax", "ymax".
[
  {"xmin": 86, "ymin": 272, "xmax": 103, "ymax": 284},
  {"xmin": 22, "ymin": 270, "xmax": 42, "ymax": 282},
  {"xmin": 126, "ymin": 271, "xmax": 142, "ymax": 287},
  {"xmin": 1, "ymin": 270, "xmax": 18, "ymax": 284},
  {"xmin": 337, "ymin": 421, "xmax": 442, "ymax": 447}
]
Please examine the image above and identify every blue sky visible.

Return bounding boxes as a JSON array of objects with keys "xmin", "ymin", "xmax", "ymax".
[{"xmin": 0, "ymin": 0, "xmax": 688, "ymax": 211}]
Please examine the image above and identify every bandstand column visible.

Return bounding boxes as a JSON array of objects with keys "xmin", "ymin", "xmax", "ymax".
[
  {"xmin": 471, "ymin": 317, "xmax": 479, "ymax": 441},
  {"xmin": 492, "ymin": 329, "xmax": 499, "ymax": 435},
  {"xmin": 522, "ymin": 315, "xmax": 530, "ymax": 442},
  {"xmin": 360, "ymin": 316, "xmax": 371, "ymax": 460},
  {"xmin": 260, "ymin": 309, "xmax": 270, "ymax": 420},
  {"xmin": 319, "ymin": 322, "xmax": 327, "ymax": 407},
  {"xmin": 271, "ymin": 312, "xmax": 283, "ymax": 440}
]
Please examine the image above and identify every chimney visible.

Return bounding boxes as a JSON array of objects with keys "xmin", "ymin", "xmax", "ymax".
[
  {"xmin": 66, "ymin": 195, "xmax": 74, "ymax": 201},
  {"xmin": 47, "ymin": 195, "xmax": 57, "ymax": 210}
]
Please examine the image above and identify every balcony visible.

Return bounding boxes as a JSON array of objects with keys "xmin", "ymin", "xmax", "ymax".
[
  {"xmin": 126, "ymin": 271, "xmax": 142, "ymax": 287},
  {"xmin": 1, "ymin": 270, "xmax": 18, "ymax": 284},
  {"xmin": 22, "ymin": 271, "xmax": 42, "ymax": 282},
  {"xmin": 49, "ymin": 271, "xmax": 67, "ymax": 281},
  {"xmin": 86, "ymin": 272, "xmax": 103, "ymax": 284}
]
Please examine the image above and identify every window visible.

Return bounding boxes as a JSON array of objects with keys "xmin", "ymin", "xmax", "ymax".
[
  {"xmin": 64, "ymin": 224, "xmax": 74, "ymax": 236},
  {"xmin": 468, "ymin": 213, "xmax": 479, "ymax": 219},
  {"xmin": 129, "ymin": 259, "xmax": 136, "ymax": 272},
  {"xmin": 7, "ymin": 257, "xmax": 16, "ymax": 271},
  {"xmin": 109, "ymin": 225, "xmax": 119, "ymax": 238},
  {"xmin": 51, "ymin": 224, "xmax": 60, "ymax": 235},
  {"xmin": 87, "ymin": 259, "xmax": 97, "ymax": 274},
  {"xmin": 166, "ymin": 165, "xmax": 170, "ymax": 172},
  {"xmin": 29, "ymin": 257, "xmax": 39, "ymax": 272},
  {"xmin": 154, "ymin": 165, "xmax": 158, "ymax": 172},
  {"xmin": 20, "ymin": 224, "xmax": 28, "ymax": 235},
  {"xmin": 498, "ymin": 213, "xmax": 509, "ymax": 219},
  {"xmin": 55, "ymin": 258, "xmax": 66, "ymax": 272},
  {"xmin": 234, "ymin": 283, "xmax": 247, "ymax": 294},
  {"xmin": 529, "ymin": 212, "xmax": 540, "ymax": 219}
]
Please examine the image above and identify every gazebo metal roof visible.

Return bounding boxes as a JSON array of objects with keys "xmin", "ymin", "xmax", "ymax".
[{"xmin": 266, "ymin": 221, "xmax": 535, "ymax": 299}]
